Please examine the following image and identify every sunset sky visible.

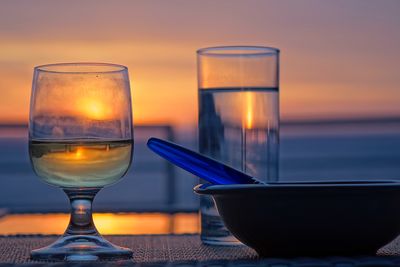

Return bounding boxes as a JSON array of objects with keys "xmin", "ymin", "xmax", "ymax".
[{"xmin": 0, "ymin": 0, "xmax": 399, "ymax": 129}]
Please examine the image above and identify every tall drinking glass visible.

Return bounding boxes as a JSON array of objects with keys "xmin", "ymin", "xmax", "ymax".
[
  {"xmin": 29, "ymin": 63, "xmax": 133, "ymax": 260},
  {"xmin": 197, "ymin": 46, "xmax": 279, "ymax": 245}
]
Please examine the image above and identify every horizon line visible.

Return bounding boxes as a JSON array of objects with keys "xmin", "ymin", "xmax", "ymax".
[{"xmin": 1, "ymin": 115, "xmax": 399, "ymax": 128}]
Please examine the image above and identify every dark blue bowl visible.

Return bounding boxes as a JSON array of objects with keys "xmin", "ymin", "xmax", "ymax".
[{"xmin": 194, "ymin": 181, "xmax": 400, "ymax": 257}]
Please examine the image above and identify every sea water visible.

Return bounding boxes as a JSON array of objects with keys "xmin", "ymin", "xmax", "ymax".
[{"xmin": 198, "ymin": 87, "xmax": 279, "ymax": 245}]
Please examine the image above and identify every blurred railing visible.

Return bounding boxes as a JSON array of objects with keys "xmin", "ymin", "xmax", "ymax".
[
  {"xmin": 131, "ymin": 125, "xmax": 177, "ymax": 208},
  {"xmin": 2, "ymin": 117, "xmax": 400, "ymax": 215},
  {"xmin": 0, "ymin": 124, "xmax": 198, "ymax": 214}
]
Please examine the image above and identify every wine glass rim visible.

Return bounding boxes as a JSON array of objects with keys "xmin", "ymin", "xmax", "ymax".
[
  {"xmin": 34, "ymin": 62, "xmax": 128, "ymax": 74},
  {"xmin": 197, "ymin": 45, "xmax": 279, "ymax": 56}
]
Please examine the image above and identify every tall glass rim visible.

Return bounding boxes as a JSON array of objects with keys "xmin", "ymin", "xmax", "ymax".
[
  {"xmin": 34, "ymin": 62, "xmax": 128, "ymax": 74},
  {"xmin": 197, "ymin": 46, "xmax": 279, "ymax": 57}
]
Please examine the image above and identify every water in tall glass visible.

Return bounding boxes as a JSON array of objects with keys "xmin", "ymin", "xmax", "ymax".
[{"xmin": 198, "ymin": 87, "xmax": 279, "ymax": 245}]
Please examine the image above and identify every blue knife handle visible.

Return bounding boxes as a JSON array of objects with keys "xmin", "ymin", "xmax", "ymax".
[{"xmin": 147, "ymin": 137, "xmax": 262, "ymax": 185}]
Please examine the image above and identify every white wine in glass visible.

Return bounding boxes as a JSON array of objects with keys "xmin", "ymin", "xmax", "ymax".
[
  {"xmin": 29, "ymin": 63, "xmax": 134, "ymax": 261},
  {"xmin": 30, "ymin": 140, "xmax": 132, "ymax": 188}
]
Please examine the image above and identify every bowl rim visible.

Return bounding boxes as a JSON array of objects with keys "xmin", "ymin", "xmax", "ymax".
[{"xmin": 194, "ymin": 180, "xmax": 400, "ymax": 195}]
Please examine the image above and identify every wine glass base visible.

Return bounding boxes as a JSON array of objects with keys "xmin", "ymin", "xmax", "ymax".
[{"xmin": 31, "ymin": 235, "xmax": 132, "ymax": 261}]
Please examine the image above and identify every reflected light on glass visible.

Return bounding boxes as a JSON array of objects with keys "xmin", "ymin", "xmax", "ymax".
[{"xmin": 245, "ymin": 92, "xmax": 253, "ymax": 129}]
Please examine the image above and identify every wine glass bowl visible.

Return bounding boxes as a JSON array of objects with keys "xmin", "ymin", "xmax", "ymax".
[{"xmin": 29, "ymin": 63, "xmax": 133, "ymax": 261}]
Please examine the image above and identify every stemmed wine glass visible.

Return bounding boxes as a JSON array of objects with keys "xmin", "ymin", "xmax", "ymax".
[{"xmin": 29, "ymin": 63, "xmax": 133, "ymax": 261}]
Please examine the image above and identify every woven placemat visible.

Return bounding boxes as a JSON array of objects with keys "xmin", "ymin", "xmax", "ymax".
[
  {"xmin": 0, "ymin": 234, "xmax": 257, "ymax": 264},
  {"xmin": 0, "ymin": 234, "xmax": 400, "ymax": 266}
]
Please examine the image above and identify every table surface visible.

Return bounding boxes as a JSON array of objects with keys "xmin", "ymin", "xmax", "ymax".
[{"xmin": 1, "ymin": 234, "xmax": 400, "ymax": 266}]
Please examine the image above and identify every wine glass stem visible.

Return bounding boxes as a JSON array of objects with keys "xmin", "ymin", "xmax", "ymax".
[{"xmin": 64, "ymin": 188, "xmax": 100, "ymax": 236}]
